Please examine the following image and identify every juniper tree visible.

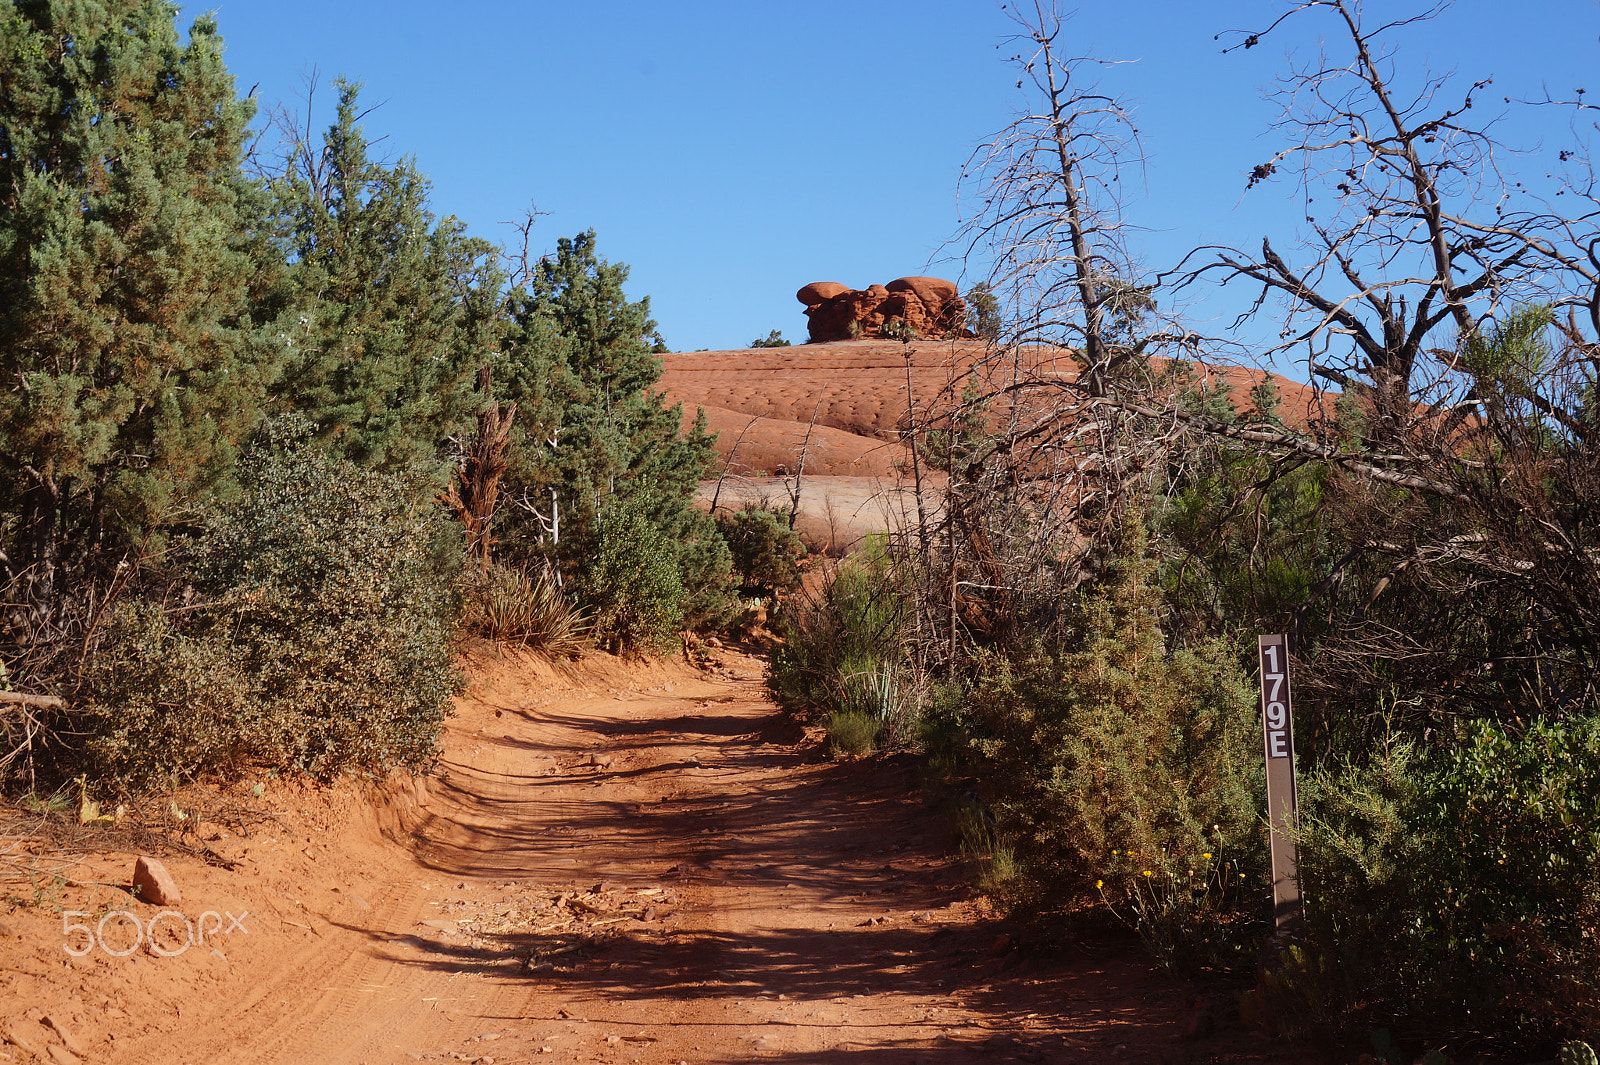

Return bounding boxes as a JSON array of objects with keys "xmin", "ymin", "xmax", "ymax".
[
  {"xmin": 497, "ymin": 230, "xmax": 731, "ymax": 637},
  {"xmin": 265, "ymin": 79, "xmax": 503, "ymax": 470},
  {"xmin": 0, "ymin": 1, "xmax": 281, "ymax": 637}
]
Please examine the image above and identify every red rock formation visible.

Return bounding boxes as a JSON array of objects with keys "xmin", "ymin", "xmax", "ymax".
[
  {"xmin": 796, "ymin": 281, "xmax": 850, "ymax": 305},
  {"xmin": 796, "ymin": 276, "xmax": 971, "ymax": 342}
]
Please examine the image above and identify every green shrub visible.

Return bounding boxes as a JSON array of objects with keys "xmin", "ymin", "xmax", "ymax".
[
  {"xmin": 461, "ymin": 563, "xmax": 589, "ymax": 654},
  {"xmin": 1297, "ymin": 715, "xmax": 1600, "ymax": 1049},
  {"xmin": 81, "ymin": 417, "xmax": 459, "ymax": 792},
  {"xmin": 1287, "ymin": 738, "xmax": 1430, "ymax": 1040},
  {"xmin": 953, "ymin": 799, "xmax": 1018, "ymax": 892},
  {"xmin": 81, "ymin": 606, "xmax": 262, "ymax": 788},
  {"xmin": 582, "ymin": 502, "xmax": 686, "ymax": 654},
  {"xmin": 675, "ymin": 509, "xmax": 737, "ymax": 633},
  {"xmin": 715, "ymin": 503, "xmax": 805, "ymax": 598},
  {"xmin": 825, "ymin": 710, "xmax": 881, "ymax": 757},
  {"xmin": 767, "ymin": 542, "xmax": 917, "ymax": 743},
  {"xmin": 964, "ymin": 547, "xmax": 1265, "ymax": 968}
]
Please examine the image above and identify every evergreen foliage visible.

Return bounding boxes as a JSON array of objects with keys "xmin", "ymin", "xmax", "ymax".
[
  {"xmin": 1295, "ymin": 714, "xmax": 1600, "ymax": 1046},
  {"xmin": 1156, "ymin": 368, "xmax": 1330, "ymax": 649},
  {"xmin": 964, "ymin": 526, "xmax": 1263, "ymax": 940},
  {"xmin": 266, "ymin": 79, "xmax": 503, "ymax": 469},
  {"xmin": 497, "ymin": 230, "xmax": 732, "ymax": 641},
  {"xmin": 583, "ymin": 499, "xmax": 687, "ymax": 654},
  {"xmin": 1247, "ymin": 371, "xmax": 1285, "ymax": 427},
  {"xmin": 0, "ymin": 0, "xmax": 283, "ymax": 624},
  {"xmin": 964, "ymin": 282, "xmax": 1003, "ymax": 340},
  {"xmin": 716, "ymin": 503, "xmax": 805, "ymax": 598},
  {"xmin": 0, "ymin": 4, "xmax": 738, "ymax": 794}
]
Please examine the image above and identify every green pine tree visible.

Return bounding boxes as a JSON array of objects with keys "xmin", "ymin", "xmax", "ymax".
[
  {"xmin": 266, "ymin": 79, "xmax": 503, "ymax": 470},
  {"xmin": 0, "ymin": 1, "xmax": 280, "ymax": 620},
  {"xmin": 965, "ymin": 281, "xmax": 1003, "ymax": 340},
  {"xmin": 1247, "ymin": 371, "xmax": 1285, "ymax": 428},
  {"xmin": 496, "ymin": 230, "xmax": 732, "ymax": 639}
]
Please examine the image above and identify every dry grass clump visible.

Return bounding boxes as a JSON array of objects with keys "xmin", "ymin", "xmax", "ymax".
[{"xmin": 461, "ymin": 564, "xmax": 590, "ymax": 656}]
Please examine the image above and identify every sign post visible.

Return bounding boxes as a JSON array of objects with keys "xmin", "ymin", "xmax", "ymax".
[{"xmin": 1258, "ymin": 634, "xmax": 1303, "ymax": 931}]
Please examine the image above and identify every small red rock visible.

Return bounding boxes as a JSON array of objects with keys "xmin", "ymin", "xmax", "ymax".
[
  {"xmin": 132, "ymin": 854, "xmax": 181, "ymax": 906},
  {"xmin": 45, "ymin": 1043, "xmax": 81, "ymax": 1065},
  {"xmin": 3, "ymin": 1026, "xmax": 41, "ymax": 1057},
  {"xmin": 40, "ymin": 1016, "xmax": 85, "ymax": 1056}
]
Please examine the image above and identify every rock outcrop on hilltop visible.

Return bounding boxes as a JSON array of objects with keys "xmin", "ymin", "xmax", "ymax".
[{"xmin": 798, "ymin": 276, "xmax": 971, "ymax": 342}]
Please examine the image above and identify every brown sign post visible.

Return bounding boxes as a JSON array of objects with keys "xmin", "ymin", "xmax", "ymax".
[{"xmin": 1258, "ymin": 634, "xmax": 1303, "ymax": 931}]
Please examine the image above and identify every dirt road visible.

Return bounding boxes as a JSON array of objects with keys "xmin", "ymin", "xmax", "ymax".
[{"xmin": 0, "ymin": 648, "xmax": 1290, "ymax": 1065}]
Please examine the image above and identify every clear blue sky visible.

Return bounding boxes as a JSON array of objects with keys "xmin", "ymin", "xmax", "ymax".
[{"xmin": 204, "ymin": 1, "xmax": 1600, "ymax": 361}]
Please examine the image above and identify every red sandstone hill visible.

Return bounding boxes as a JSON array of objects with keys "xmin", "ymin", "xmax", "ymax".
[
  {"xmin": 662, "ymin": 339, "xmax": 1326, "ymax": 477},
  {"xmin": 659, "ymin": 339, "xmax": 1328, "ymax": 552}
]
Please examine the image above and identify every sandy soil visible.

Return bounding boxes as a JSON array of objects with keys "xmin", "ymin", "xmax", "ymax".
[{"xmin": 0, "ymin": 647, "xmax": 1302, "ymax": 1065}]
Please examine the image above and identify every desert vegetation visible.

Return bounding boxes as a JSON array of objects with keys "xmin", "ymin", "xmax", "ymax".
[
  {"xmin": 768, "ymin": 1, "xmax": 1600, "ymax": 1057},
  {"xmin": 0, "ymin": 3, "xmax": 760, "ymax": 797}
]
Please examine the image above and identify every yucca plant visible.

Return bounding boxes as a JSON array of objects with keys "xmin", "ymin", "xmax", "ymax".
[{"xmin": 462, "ymin": 564, "xmax": 590, "ymax": 656}]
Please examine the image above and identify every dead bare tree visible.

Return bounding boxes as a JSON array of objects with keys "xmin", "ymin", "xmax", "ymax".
[
  {"xmin": 786, "ymin": 393, "xmax": 827, "ymax": 532},
  {"xmin": 918, "ymin": 0, "xmax": 1204, "ymax": 660},
  {"xmin": 709, "ymin": 415, "xmax": 761, "ymax": 516},
  {"xmin": 1177, "ymin": 1, "xmax": 1559, "ymax": 440},
  {"xmin": 1143, "ymin": 2, "xmax": 1600, "ymax": 729},
  {"xmin": 500, "ymin": 201, "xmax": 552, "ymax": 293},
  {"xmin": 889, "ymin": 325, "xmax": 933, "ymax": 561},
  {"xmin": 248, "ymin": 69, "xmax": 391, "ymax": 191},
  {"xmin": 950, "ymin": 1, "xmax": 1172, "ymax": 393}
]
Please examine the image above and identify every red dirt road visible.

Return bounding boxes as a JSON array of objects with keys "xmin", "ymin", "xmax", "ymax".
[{"xmin": 1, "ymin": 649, "xmax": 1298, "ymax": 1065}]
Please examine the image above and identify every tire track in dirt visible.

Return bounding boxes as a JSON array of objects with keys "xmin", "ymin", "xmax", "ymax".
[
  {"xmin": 400, "ymin": 651, "xmax": 986, "ymax": 1063},
  {"xmin": 146, "ymin": 647, "xmax": 1020, "ymax": 1065}
]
